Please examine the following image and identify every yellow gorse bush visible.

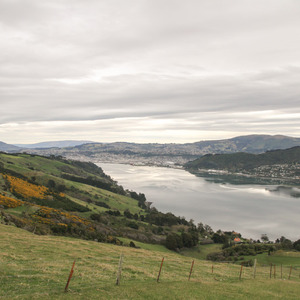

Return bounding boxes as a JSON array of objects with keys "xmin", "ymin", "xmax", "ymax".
[
  {"xmin": 1, "ymin": 174, "xmax": 94, "ymax": 231},
  {"xmin": 0, "ymin": 194, "xmax": 24, "ymax": 208},
  {"xmin": 33, "ymin": 207, "xmax": 93, "ymax": 229},
  {"xmin": 4, "ymin": 174, "xmax": 48, "ymax": 200}
]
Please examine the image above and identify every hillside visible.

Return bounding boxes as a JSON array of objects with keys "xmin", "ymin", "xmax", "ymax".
[
  {"xmin": 14, "ymin": 140, "xmax": 94, "ymax": 149},
  {"xmin": 12, "ymin": 134, "xmax": 300, "ymax": 167},
  {"xmin": 185, "ymin": 147, "xmax": 300, "ymax": 184},
  {"xmin": 0, "ymin": 141, "xmax": 21, "ymax": 152},
  {"xmin": 1, "ymin": 223, "xmax": 299, "ymax": 300},
  {"xmin": 0, "ymin": 152, "xmax": 206, "ymax": 247}
]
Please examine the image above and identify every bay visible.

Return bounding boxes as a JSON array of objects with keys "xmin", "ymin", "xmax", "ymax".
[{"xmin": 98, "ymin": 163, "xmax": 300, "ymax": 241}]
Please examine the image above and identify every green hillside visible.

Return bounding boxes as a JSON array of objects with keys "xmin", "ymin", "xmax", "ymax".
[
  {"xmin": 0, "ymin": 152, "xmax": 141, "ymax": 213},
  {"xmin": 185, "ymin": 146, "xmax": 300, "ymax": 172},
  {"xmin": 1, "ymin": 223, "xmax": 299, "ymax": 300},
  {"xmin": 1, "ymin": 152, "xmax": 300, "ymax": 299},
  {"xmin": 0, "ymin": 152, "xmax": 203, "ymax": 248}
]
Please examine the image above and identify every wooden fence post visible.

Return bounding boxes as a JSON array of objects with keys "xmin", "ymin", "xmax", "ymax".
[
  {"xmin": 273, "ymin": 264, "xmax": 276, "ymax": 279},
  {"xmin": 157, "ymin": 257, "xmax": 164, "ymax": 283},
  {"xmin": 239, "ymin": 263, "xmax": 243, "ymax": 280},
  {"xmin": 188, "ymin": 260, "xmax": 195, "ymax": 281},
  {"xmin": 211, "ymin": 265, "xmax": 214, "ymax": 274},
  {"xmin": 281, "ymin": 264, "xmax": 283, "ymax": 279},
  {"xmin": 253, "ymin": 259, "xmax": 257, "ymax": 279},
  {"xmin": 64, "ymin": 260, "xmax": 76, "ymax": 292},
  {"xmin": 288, "ymin": 266, "xmax": 292, "ymax": 280},
  {"xmin": 269, "ymin": 263, "xmax": 272, "ymax": 279},
  {"xmin": 116, "ymin": 253, "xmax": 124, "ymax": 286}
]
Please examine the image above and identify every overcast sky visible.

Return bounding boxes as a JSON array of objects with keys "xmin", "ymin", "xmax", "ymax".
[{"xmin": 1, "ymin": 0, "xmax": 300, "ymax": 144}]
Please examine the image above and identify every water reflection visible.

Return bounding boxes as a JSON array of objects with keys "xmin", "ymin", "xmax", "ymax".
[
  {"xmin": 99, "ymin": 163, "xmax": 300, "ymax": 241},
  {"xmin": 267, "ymin": 186, "xmax": 300, "ymax": 198}
]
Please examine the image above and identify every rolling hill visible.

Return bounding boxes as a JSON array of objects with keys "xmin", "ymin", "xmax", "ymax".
[
  {"xmin": 185, "ymin": 146, "xmax": 300, "ymax": 171},
  {"xmin": 14, "ymin": 134, "xmax": 300, "ymax": 167},
  {"xmin": 0, "ymin": 141, "xmax": 21, "ymax": 152},
  {"xmin": 14, "ymin": 140, "xmax": 94, "ymax": 149},
  {"xmin": 184, "ymin": 146, "xmax": 300, "ymax": 185}
]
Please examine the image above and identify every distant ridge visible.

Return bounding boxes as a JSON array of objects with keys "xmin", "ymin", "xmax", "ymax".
[
  {"xmin": 19, "ymin": 134, "xmax": 300, "ymax": 166},
  {"xmin": 0, "ymin": 141, "xmax": 21, "ymax": 152},
  {"xmin": 193, "ymin": 134, "xmax": 300, "ymax": 154},
  {"xmin": 14, "ymin": 140, "xmax": 94, "ymax": 149}
]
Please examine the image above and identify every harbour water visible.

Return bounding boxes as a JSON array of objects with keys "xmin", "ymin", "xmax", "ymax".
[{"xmin": 99, "ymin": 163, "xmax": 300, "ymax": 241}]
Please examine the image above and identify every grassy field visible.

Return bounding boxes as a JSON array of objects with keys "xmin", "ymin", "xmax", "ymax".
[
  {"xmin": 118, "ymin": 237, "xmax": 174, "ymax": 253},
  {"xmin": 180, "ymin": 244, "xmax": 223, "ymax": 260},
  {"xmin": 243, "ymin": 251, "xmax": 300, "ymax": 267},
  {"xmin": 1, "ymin": 224, "xmax": 299, "ymax": 300}
]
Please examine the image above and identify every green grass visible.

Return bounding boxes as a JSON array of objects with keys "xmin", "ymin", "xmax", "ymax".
[
  {"xmin": 1, "ymin": 224, "xmax": 300, "ymax": 300},
  {"xmin": 5, "ymin": 204, "xmax": 39, "ymax": 216},
  {"xmin": 181, "ymin": 244, "xmax": 223, "ymax": 260},
  {"xmin": 243, "ymin": 251, "xmax": 300, "ymax": 267},
  {"xmin": 118, "ymin": 237, "xmax": 174, "ymax": 253},
  {"xmin": 65, "ymin": 180, "xmax": 142, "ymax": 215}
]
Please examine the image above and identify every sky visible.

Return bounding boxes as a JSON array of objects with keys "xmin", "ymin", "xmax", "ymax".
[{"xmin": 1, "ymin": 0, "xmax": 300, "ymax": 144}]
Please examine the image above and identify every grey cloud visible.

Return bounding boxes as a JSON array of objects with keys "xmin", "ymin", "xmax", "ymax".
[
  {"xmin": 0, "ymin": 0, "xmax": 300, "ymax": 142},
  {"xmin": 1, "ymin": 66, "xmax": 299, "ymax": 124}
]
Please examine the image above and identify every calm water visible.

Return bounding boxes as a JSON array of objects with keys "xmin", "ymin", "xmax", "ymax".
[{"xmin": 98, "ymin": 163, "xmax": 300, "ymax": 241}]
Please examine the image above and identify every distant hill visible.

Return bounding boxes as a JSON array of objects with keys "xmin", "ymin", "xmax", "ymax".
[
  {"xmin": 0, "ymin": 141, "xmax": 21, "ymax": 152},
  {"xmin": 184, "ymin": 146, "xmax": 300, "ymax": 184},
  {"xmin": 193, "ymin": 134, "xmax": 300, "ymax": 154},
  {"xmin": 22, "ymin": 134, "xmax": 300, "ymax": 166},
  {"xmin": 14, "ymin": 140, "xmax": 94, "ymax": 149}
]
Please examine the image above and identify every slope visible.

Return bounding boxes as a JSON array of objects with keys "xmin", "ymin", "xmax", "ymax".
[
  {"xmin": 0, "ymin": 223, "xmax": 299, "ymax": 300},
  {"xmin": 0, "ymin": 152, "xmax": 203, "ymax": 247},
  {"xmin": 185, "ymin": 146, "xmax": 300, "ymax": 172}
]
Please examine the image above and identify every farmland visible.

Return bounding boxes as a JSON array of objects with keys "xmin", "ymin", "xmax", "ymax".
[{"xmin": 0, "ymin": 224, "xmax": 299, "ymax": 299}]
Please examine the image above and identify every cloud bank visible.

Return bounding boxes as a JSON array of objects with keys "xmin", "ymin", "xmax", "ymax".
[{"xmin": 1, "ymin": 0, "xmax": 299, "ymax": 143}]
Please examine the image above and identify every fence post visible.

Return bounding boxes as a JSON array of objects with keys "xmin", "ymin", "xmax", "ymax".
[
  {"xmin": 157, "ymin": 257, "xmax": 164, "ymax": 283},
  {"xmin": 269, "ymin": 263, "xmax": 272, "ymax": 279},
  {"xmin": 188, "ymin": 260, "xmax": 195, "ymax": 281},
  {"xmin": 273, "ymin": 264, "xmax": 276, "ymax": 279},
  {"xmin": 288, "ymin": 266, "xmax": 292, "ymax": 280},
  {"xmin": 239, "ymin": 263, "xmax": 243, "ymax": 280},
  {"xmin": 64, "ymin": 260, "xmax": 76, "ymax": 292},
  {"xmin": 116, "ymin": 253, "xmax": 124, "ymax": 286},
  {"xmin": 281, "ymin": 264, "xmax": 283, "ymax": 279},
  {"xmin": 211, "ymin": 265, "xmax": 214, "ymax": 274},
  {"xmin": 253, "ymin": 259, "xmax": 257, "ymax": 279}
]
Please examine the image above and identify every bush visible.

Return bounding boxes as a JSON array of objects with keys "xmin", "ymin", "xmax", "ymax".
[
  {"xmin": 94, "ymin": 201, "xmax": 110, "ymax": 209},
  {"xmin": 129, "ymin": 241, "xmax": 136, "ymax": 248},
  {"xmin": 166, "ymin": 233, "xmax": 183, "ymax": 250},
  {"xmin": 127, "ymin": 222, "xmax": 139, "ymax": 230},
  {"xmin": 206, "ymin": 251, "xmax": 226, "ymax": 261}
]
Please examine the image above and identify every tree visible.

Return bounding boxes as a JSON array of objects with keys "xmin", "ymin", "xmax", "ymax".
[
  {"xmin": 47, "ymin": 179, "xmax": 56, "ymax": 189},
  {"xmin": 181, "ymin": 232, "xmax": 193, "ymax": 248},
  {"xmin": 293, "ymin": 239, "xmax": 300, "ymax": 251},
  {"xmin": 261, "ymin": 234, "xmax": 269, "ymax": 243},
  {"xmin": 166, "ymin": 234, "xmax": 181, "ymax": 250},
  {"xmin": 212, "ymin": 233, "xmax": 226, "ymax": 244}
]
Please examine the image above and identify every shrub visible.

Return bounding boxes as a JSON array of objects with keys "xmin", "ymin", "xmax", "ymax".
[
  {"xmin": 129, "ymin": 241, "xmax": 136, "ymax": 248},
  {"xmin": 127, "ymin": 221, "xmax": 139, "ymax": 230}
]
